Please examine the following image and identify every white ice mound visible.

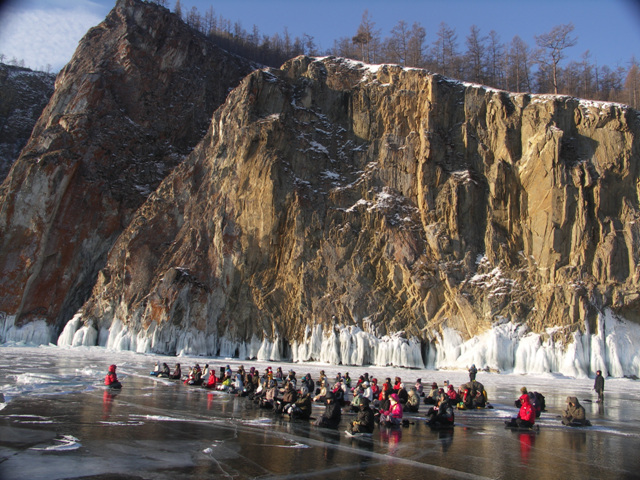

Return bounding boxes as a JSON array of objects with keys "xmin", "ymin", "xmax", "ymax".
[{"xmin": 53, "ymin": 308, "xmax": 640, "ymax": 377}]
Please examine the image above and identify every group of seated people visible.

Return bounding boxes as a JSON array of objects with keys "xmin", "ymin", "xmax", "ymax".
[{"xmin": 142, "ymin": 361, "xmax": 588, "ymax": 431}]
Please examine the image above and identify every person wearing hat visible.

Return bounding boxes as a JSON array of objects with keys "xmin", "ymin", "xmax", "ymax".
[
  {"xmin": 362, "ymin": 381, "xmax": 373, "ymax": 402},
  {"xmin": 380, "ymin": 393, "xmax": 403, "ymax": 426},
  {"xmin": 424, "ymin": 382, "xmax": 439, "ymax": 405},
  {"xmin": 562, "ymin": 396, "xmax": 589, "ymax": 426},
  {"xmin": 347, "ymin": 397, "xmax": 375, "ymax": 434},
  {"xmin": 287, "ymin": 386, "xmax": 312, "ymax": 420},
  {"xmin": 314, "ymin": 391, "xmax": 342, "ymax": 428},
  {"xmin": 104, "ymin": 364, "xmax": 122, "ymax": 389},
  {"xmin": 594, "ymin": 370, "xmax": 605, "ymax": 403},
  {"xmin": 405, "ymin": 388, "xmax": 420, "ymax": 412}
]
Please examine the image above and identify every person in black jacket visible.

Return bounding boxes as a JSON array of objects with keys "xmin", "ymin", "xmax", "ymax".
[
  {"xmin": 594, "ymin": 370, "xmax": 605, "ymax": 403},
  {"xmin": 347, "ymin": 397, "xmax": 375, "ymax": 434},
  {"xmin": 315, "ymin": 391, "xmax": 342, "ymax": 429}
]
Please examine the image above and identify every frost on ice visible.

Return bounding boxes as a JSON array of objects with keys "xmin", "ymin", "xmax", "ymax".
[{"xmin": 1, "ymin": 305, "xmax": 637, "ymax": 378}]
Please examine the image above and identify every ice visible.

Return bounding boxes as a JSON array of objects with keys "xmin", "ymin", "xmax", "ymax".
[
  {"xmin": 1, "ymin": 344, "xmax": 640, "ymax": 480},
  {"xmin": 31, "ymin": 304, "xmax": 640, "ymax": 378},
  {"xmin": 0, "ymin": 315, "xmax": 53, "ymax": 345},
  {"xmin": 29, "ymin": 435, "xmax": 80, "ymax": 451}
]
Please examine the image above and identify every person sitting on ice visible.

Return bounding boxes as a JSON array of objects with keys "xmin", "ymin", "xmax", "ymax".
[
  {"xmin": 313, "ymin": 380, "xmax": 329, "ymax": 403},
  {"xmin": 505, "ymin": 392, "xmax": 536, "ymax": 429},
  {"xmin": 458, "ymin": 387, "xmax": 474, "ymax": 409},
  {"xmin": 202, "ymin": 364, "xmax": 209, "ymax": 378},
  {"xmin": 150, "ymin": 361, "xmax": 160, "ymax": 376},
  {"xmin": 301, "ymin": 373, "xmax": 315, "ymax": 394},
  {"xmin": 370, "ymin": 378, "xmax": 380, "ymax": 399},
  {"xmin": 285, "ymin": 370, "xmax": 297, "ymax": 389},
  {"xmin": 393, "ymin": 377, "xmax": 402, "ymax": 393},
  {"xmin": 277, "ymin": 381, "xmax": 298, "ymax": 413},
  {"xmin": 347, "ymin": 397, "xmax": 375, "ymax": 435},
  {"xmin": 426, "ymin": 396, "xmax": 454, "ymax": 427},
  {"xmin": 188, "ymin": 364, "xmax": 203, "ymax": 386},
  {"xmin": 240, "ymin": 373, "xmax": 255, "ymax": 397},
  {"xmin": 203, "ymin": 369, "xmax": 218, "ymax": 389},
  {"xmin": 332, "ymin": 381, "xmax": 346, "ymax": 407},
  {"xmin": 314, "ymin": 391, "xmax": 342, "ymax": 429},
  {"xmin": 361, "ymin": 381, "xmax": 373, "ymax": 402},
  {"xmin": 260, "ymin": 379, "xmax": 278, "ymax": 410},
  {"xmin": 375, "ymin": 389, "xmax": 391, "ymax": 416},
  {"xmin": 473, "ymin": 389, "xmax": 487, "ymax": 408},
  {"xmin": 105, "ymin": 364, "xmax": 122, "ymax": 389},
  {"xmin": 286, "ymin": 386, "xmax": 312, "ymax": 420},
  {"xmin": 396, "ymin": 383, "xmax": 409, "ymax": 405},
  {"xmin": 155, "ymin": 363, "xmax": 169, "ymax": 378},
  {"xmin": 446, "ymin": 384, "xmax": 459, "ymax": 403},
  {"xmin": 562, "ymin": 396, "xmax": 590, "ymax": 426},
  {"xmin": 275, "ymin": 367, "xmax": 284, "ymax": 381},
  {"xmin": 415, "ymin": 378, "xmax": 424, "ymax": 397},
  {"xmin": 344, "ymin": 372, "xmax": 352, "ymax": 389},
  {"xmin": 405, "ymin": 388, "xmax": 420, "ymax": 413},
  {"xmin": 380, "ymin": 393, "xmax": 403, "ymax": 426},
  {"xmin": 349, "ymin": 385, "xmax": 364, "ymax": 413},
  {"xmin": 169, "ymin": 363, "xmax": 181, "ymax": 380},
  {"xmin": 424, "ymin": 382, "xmax": 439, "ymax": 405},
  {"xmin": 379, "ymin": 378, "xmax": 392, "ymax": 401}
]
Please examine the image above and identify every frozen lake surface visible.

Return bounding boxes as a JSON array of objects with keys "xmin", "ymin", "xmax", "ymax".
[{"xmin": 1, "ymin": 345, "xmax": 640, "ymax": 479}]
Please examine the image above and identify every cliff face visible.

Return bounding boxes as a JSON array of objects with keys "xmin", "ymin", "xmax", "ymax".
[
  {"xmin": 0, "ymin": 64, "xmax": 55, "ymax": 182},
  {"xmin": 71, "ymin": 56, "xmax": 640, "ymax": 374},
  {"xmin": 0, "ymin": 0, "xmax": 255, "ymax": 337}
]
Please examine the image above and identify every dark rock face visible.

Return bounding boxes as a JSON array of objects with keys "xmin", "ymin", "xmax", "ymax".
[
  {"xmin": 74, "ymin": 56, "xmax": 640, "ymax": 371},
  {"xmin": 0, "ymin": 64, "xmax": 55, "ymax": 182},
  {"xmin": 0, "ymin": 0, "xmax": 255, "ymax": 334}
]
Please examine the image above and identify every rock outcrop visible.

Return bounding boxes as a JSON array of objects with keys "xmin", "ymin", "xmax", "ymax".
[
  {"xmin": 0, "ymin": 64, "xmax": 55, "ymax": 182},
  {"xmin": 0, "ymin": 0, "xmax": 255, "ymax": 339},
  {"xmin": 66, "ymin": 56, "xmax": 640, "ymax": 375}
]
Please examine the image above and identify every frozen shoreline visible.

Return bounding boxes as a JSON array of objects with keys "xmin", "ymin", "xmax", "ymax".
[{"xmin": 3, "ymin": 306, "xmax": 640, "ymax": 378}]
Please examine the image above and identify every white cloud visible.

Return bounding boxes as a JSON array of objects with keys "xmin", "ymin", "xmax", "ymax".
[{"xmin": 0, "ymin": 6, "xmax": 104, "ymax": 72}]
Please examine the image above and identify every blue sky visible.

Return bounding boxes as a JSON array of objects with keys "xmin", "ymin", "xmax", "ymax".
[{"xmin": 0, "ymin": 0, "xmax": 639, "ymax": 73}]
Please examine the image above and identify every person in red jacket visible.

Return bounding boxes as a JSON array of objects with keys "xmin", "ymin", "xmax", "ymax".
[
  {"xmin": 104, "ymin": 364, "xmax": 122, "ymax": 389},
  {"xmin": 506, "ymin": 393, "xmax": 535, "ymax": 428},
  {"xmin": 203, "ymin": 370, "xmax": 218, "ymax": 389}
]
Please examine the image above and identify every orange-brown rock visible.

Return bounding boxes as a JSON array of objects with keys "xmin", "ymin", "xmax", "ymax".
[{"xmin": 74, "ymin": 56, "xmax": 640, "ymax": 361}]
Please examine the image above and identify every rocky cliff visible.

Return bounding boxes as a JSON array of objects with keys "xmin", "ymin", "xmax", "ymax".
[
  {"xmin": 60, "ymin": 56, "xmax": 640, "ymax": 376},
  {"xmin": 0, "ymin": 64, "xmax": 55, "ymax": 182},
  {"xmin": 0, "ymin": 0, "xmax": 255, "ymax": 341},
  {"xmin": 2, "ymin": 2, "xmax": 640, "ymax": 377}
]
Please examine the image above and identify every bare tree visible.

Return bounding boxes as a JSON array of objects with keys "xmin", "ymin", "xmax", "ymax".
[
  {"xmin": 432, "ymin": 22, "xmax": 457, "ymax": 77},
  {"xmin": 534, "ymin": 23, "xmax": 577, "ymax": 94},
  {"xmin": 507, "ymin": 36, "xmax": 531, "ymax": 93},
  {"xmin": 625, "ymin": 57, "xmax": 640, "ymax": 109},
  {"xmin": 388, "ymin": 20, "xmax": 410, "ymax": 65},
  {"xmin": 465, "ymin": 25, "xmax": 486, "ymax": 83},
  {"xmin": 406, "ymin": 22, "xmax": 426, "ymax": 68},
  {"xmin": 174, "ymin": 0, "xmax": 183, "ymax": 19}
]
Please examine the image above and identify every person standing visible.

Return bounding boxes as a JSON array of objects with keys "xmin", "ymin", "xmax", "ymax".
[
  {"xmin": 594, "ymin": 370, "xmax": 605, "ymax": 403},
  {"xmin": 468, "ymin": 364, "xmax": 478, "ymax": 382}
]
